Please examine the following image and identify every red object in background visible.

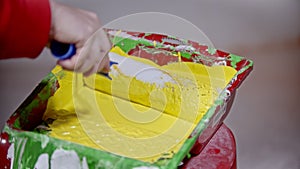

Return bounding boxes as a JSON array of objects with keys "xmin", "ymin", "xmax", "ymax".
[{"xmin": 181, "ymin": 124, "xmax": 237, "ymax": 169}]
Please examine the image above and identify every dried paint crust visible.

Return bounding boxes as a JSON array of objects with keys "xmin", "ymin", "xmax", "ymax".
[{"xmin": 0, "ymin": 29, "xmax": 253, "ymax": 169}]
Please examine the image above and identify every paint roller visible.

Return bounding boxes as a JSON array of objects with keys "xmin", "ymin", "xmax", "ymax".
[
  {"xmin": 50, "ymin": 41, "xmax": 175, "ymax": 86},
  {"xmin": 50, "ymin": 41, "xmax": 204, "ymax": 122}
]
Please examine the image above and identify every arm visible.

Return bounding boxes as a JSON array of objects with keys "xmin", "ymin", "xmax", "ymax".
[
  {"xmin": 0, "ymin": 0, "xmax": 51, "ymax": 59},
  {"xmin": 0, "ymin": 0, "xmax": 110, "ymax": 76}
]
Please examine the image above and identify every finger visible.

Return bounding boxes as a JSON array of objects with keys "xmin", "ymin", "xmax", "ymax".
[
  {"xmin": 70, "ymin": 44, "xmax": 92, "ymax": 73},
  {"xmin": 81, "ymin": 34, "xmax": 110, "ymax": 74},
  {"xmin": 82, "ymin": 53, "xmax": 107, "ymax": 77},
  {"xmin": 57, "ymin": 52, "xmax": 85, "ymax": 71},
  {"xmin": 83, "ymin": 64, "xmax": 99, "ymax": 77},
  {"xmin": 98, "ymin": 29, "xmax": 112, "ymax": 52},
  {"xmin": 95, "ymin": 29, "xmax": 111, "ymax": 73},
  {"xmin": 78, "ymin": 39, "xmax": 103, "ymax": 74},
  {"xmin": 82, "ymin": 52, "xmax": 109, "ymax": 76},
  {"xmin": 98, "ymin": 55, "xmax": 110, "ymax": 73},
  {"xmin": 77, "ymin": 56, "xmax": 95, "ymax": 73},
  {"xmin": 57, "ymin": 57, "xmax": 77, "ymax": 71}
]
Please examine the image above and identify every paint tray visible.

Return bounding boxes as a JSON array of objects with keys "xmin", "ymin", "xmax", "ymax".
[{"xmin": 0, "ymin": 29, "xmax": 253, "ymax": 168}]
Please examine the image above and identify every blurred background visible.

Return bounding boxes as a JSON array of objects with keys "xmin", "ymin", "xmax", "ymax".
[{"xmin": 1, "ymin": 0, "xmax": 299, "ymax": 168}]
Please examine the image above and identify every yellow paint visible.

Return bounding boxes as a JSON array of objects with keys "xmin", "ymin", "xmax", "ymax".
[
  {"xmin": 177, "ymin": 51, "xmax": 181, "ymax": 62},
  {"xmin": 43, "ymin": 46, "xmax": 237, "ymax": 163}
]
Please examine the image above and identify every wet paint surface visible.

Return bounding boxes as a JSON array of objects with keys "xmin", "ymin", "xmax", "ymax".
[{"xmin": 43, "ymin": 46, "xmax": 237, "ymax": 163}]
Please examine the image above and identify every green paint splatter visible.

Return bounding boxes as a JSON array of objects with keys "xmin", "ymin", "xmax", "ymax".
[
  {"xmin": 113, "ymin": 36, "xmax": 165, "ymax": 53},
  {"xmin": 207, "ymin": 47, "xmax": 217, "ymax": 55},
  {"xmin": 113, "ymin": 37, "xmax": 139, "ymax": 53},
  {"xmin": 186, "ymin": 153, "xmax": 191, "ymax": 159},
  {"xmin": 181, "ymin": 52, "xmax": 192, "ymax": 59},
  {"xmin": 138, "ymin": 39, "xmax": 154, "ymax": 46},
  {"xmin": 194, "ymin": 51, "xmax": 201, "ymax": 55},
  {"xmin": 229, "ymin": 54, "xmax": 243, "ymax": 68},
  {"xmin": 10, "ymin": 72, "xmax": 58, "ymax": 129},
  {"xmin": 4, "ymin": 125, "xmax": 158, "ymax": 168},
  {"xmin": 13, "ymin": 119, "xmax": 21, "ymax": 129},
  {"xmin": 169, "ymin": 46, "xmax": 175, "ymax": 50}
]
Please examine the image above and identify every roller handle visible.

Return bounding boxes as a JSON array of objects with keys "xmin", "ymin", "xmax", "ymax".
[
  {"xmin": 50, "ymin": 41, "xmax": 76, "ymax": 60},
  {"xmin": 50, "ymin": 41, "xmax": 117, "ymax": 79},
  {"xmin": 50, "ymin": 41, "xmax": 117, "ymax": 65}
]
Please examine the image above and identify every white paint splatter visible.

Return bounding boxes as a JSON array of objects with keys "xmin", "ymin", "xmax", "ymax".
[
  {"xmin": 81, "ymin": 157, "xmax": 89, "ymax": 169},
  {"xmin": 175, "ymin": 45, "xmax": 195, "ymax": 51},
  {"xmin": 41, "ymin": 136, "xmax": 49, "ymax": 149},
  {"xmin": 17, "ymin": 138, "xmax": 27, "ymax": 167},
  {"xmin": 109, "ymin": 52, "xmax": 175, "ymax": 87},
  {"xmin": 7, "ymin": 143, "xmax": 14, "ymax": 169},
  {"xmin": 51, "ymin": 149, "xmax": 81, "ymax": 169},
  {"xmin": 108, "ymin": 30, "xmax": 139, "ymax": 41},
  {"xmin": 34, "ymin": 154, "xmax": 49, "ymax": 169},
  {"xmin": 1, "ymin": 138, "xmax": 7, "ymax": 144}
]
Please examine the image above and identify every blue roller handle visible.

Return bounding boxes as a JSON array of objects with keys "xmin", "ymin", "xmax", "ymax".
[
  {"xmin": 50, "ymin": 41, "xmax": 76, "ymax": 60},
  {"xmin": 50, "ymin": 41, "xmax": 117, "ymax": 66},
  {"xmin": 50, "ymin": 41, "xmax": 117, "ymax": 79}
]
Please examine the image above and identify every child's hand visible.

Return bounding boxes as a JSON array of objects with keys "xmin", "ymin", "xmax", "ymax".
[{"xmin": 49, "ymin": 0, "xmax": 111, "ymax": 76}]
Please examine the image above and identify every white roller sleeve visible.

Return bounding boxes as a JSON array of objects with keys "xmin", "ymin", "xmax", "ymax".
[{"xmin": 108, "ymin": 52, "xmax": 174, "ymax": 87}]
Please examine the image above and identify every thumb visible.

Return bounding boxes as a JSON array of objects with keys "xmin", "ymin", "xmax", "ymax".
[{"xmin": 98, "ymin": 55, "xmax": 110, "ymax": 73}]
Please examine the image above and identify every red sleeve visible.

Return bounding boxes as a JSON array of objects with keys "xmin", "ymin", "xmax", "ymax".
[{"xmin": 0, "ymin": 0, "xmax": 51, "ymax": 59}]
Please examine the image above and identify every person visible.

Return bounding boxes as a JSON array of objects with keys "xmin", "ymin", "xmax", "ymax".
[{"xmin": 0, "ymin": 0, "xmax": 111, "ymax": 76}]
